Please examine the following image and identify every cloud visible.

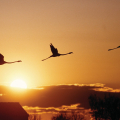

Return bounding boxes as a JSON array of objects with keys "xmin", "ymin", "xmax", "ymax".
[
  {"xmin": 93, "ymin": 86, "xmax": 120, "ymax": 92},
  {"xmin": 0, "ymin": 83, "xmax": 120, "ymax": 110},
  {"xmin": 23, "ymin": 103, "xmax": 89, "ymax": 114},
  {"xmin": 23, "ymin": 103, "xmax": 82, "ymax": 114},
  {"xmin": 23, "ymin": 104, "xmax": 92, "ymax": 120},
  {"xmin": 44, "ymin": 83, "xmax": 105, "ymax": 88}
]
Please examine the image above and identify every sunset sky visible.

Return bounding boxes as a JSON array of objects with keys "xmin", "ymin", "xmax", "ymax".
[{"xmin": 0, "ymin": 0, "xmax": 120, "ymax": 120}]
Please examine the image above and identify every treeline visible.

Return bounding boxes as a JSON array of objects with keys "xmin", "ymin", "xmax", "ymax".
[{"xmin": 88, "ymin": 94, "xmax": 120, "ymax": 120}]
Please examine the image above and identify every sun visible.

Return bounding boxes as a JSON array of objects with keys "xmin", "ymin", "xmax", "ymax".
[{"xmin": 10, "ymin": 79, "xmax": 27, "ymax": 89}]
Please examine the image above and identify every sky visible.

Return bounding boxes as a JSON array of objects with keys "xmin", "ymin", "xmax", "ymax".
[
  {"xmin": 0, "ymin": 0, "xmax": 120, "ymax": 119},
  {"xmin": 0, "ymin": 0, "xmax": 120, "ymax": 87}
]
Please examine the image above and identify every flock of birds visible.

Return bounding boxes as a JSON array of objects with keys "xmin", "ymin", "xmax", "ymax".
[
  {"xmin": 0, "ymin": 43, "xmax": 73, "ymax": 65},
  {"xmin": 0, "ymin": 44, "xmax": 120, "ymax": 65}
]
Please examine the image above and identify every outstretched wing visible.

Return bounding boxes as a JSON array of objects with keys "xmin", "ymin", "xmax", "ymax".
[
  {"xmin": 0, "ymin": 54, "xmax": 4, "ymax": 62},
  {"xmin": 50, "ymin": 43, "xmax": 58, "ymax": 55},
  {"xmin": 108, "ymin": 46, "xmax": 120, "ymax": 51}
]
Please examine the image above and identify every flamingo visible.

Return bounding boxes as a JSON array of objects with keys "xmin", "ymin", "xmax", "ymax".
[
  {"xmin": 42, "ymin": 43, "xmax": 73, "ymax": 61},
  {"xmin": 0, "ymin": 53, "xmax": 22, "ymax": 65},
  {"xmin": 108, "ymin": 46, "xmax": 120, "ymax": 51}
]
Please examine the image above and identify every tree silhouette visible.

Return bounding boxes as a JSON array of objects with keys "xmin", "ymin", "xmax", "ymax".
[{"xmin": 88, "ymin": 94, "xmax": 120, "ymax": 120}]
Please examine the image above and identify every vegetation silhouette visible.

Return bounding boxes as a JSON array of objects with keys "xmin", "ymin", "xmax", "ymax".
[
  {"xmin": 0, "ymin": 53, "xmax": 22, "ymax": 65},
  {"xmin": 108, "ymin": 45, "xmax": 120, "ymax": 51},
  {"xmin": 51, "ymin": 111, "xmax": 84, "ymax": 120},
  {"xmin": 52, "ymin": 114, "xmax": 69, "ymax": 120},
  {"xmin": 28, "ymin": 114, "xmax": 41, "ymax": 120},
  {"xmin": 42, "ymin": 43, "xmax": 73, "ymax": 61},
  {"xmin": 88, "ymin": 94, "xmax": 120, "ymax": 120}
]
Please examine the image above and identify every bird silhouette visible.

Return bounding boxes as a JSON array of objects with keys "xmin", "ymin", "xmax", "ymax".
[
  {"xmin": 42, "ymin": 43, "xmax": 73, "ymax": 61},
  {"xmin": 108, "ymin": 46, "xmax": 120, "ymax": 51},
  {"xmin": 0, "ymin": 53, "xmax": 22, "ymax": 65}
]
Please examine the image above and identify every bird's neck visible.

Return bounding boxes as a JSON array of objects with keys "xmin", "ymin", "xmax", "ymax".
[
  {"xmin": 60, "ymin": 52, "xmax": 72, "ymax": 55},
  {"xmin": 5, "ymin": 61, "xmax": 19, "ymax": 64}
]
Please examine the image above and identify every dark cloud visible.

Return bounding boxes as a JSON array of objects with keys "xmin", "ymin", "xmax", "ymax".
[{"xmin": 0, "ymin": 83, "xmax": 120, "ymax": 109}]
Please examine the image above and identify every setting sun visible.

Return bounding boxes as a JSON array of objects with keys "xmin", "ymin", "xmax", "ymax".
[{"xmin": 10, "ymin": 79, "xmax": 27, "ymax": 89}]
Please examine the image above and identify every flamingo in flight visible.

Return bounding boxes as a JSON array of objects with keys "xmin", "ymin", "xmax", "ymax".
[
  {"xmin": 108, "ymin": 46, "xmax": 120, "ymax": 51},
  {"xmin": 42, "ymin": 43, "xmax": 73, "ymax": 61},
  {"xmin": 0, "ymin": 53, "xmax": 22, "ymax": 65}
]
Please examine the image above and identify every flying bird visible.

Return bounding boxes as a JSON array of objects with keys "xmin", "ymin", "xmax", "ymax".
[
  {"xmin": 42, "ymin": 43, "xmax": 73, "ymax": 61},
  {"xmin": 0, "ymin": 53, "xmax": 22, "ymax": 65},
  {"xmin": 108, "ymin": 46, "xmax": 120, "ymax": 51}
]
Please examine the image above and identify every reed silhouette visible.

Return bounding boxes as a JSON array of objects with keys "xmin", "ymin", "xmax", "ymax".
[
  {"xmin": 28, "ymin": 114, "xmax": 41, "ymax": 120},
  {"xmin": 51, "ymin": 111, "xmax": 84, "ymax": 120},
  {"xmin": 42, "ymin": 43, "xmax": 73, "ymax": 61},
  {"xmin": 52, "ymin": 114, "xmax": 68, "ymax": 120},
  {"xmin": 0, "ymin": 53, "xmax": 22, "ymax": 65},
  {"xmin": 88, "ymin": 94, "xmax": 120, "ymax": 120},
  {"xmin": 108, "ymin": 46, "xmax": 120, "ymax": 51}
]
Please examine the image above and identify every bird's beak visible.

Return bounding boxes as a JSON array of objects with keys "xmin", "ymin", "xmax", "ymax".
[{"xmin": 18, "ymin": 60, "xmax": 22, "ymax": 62}]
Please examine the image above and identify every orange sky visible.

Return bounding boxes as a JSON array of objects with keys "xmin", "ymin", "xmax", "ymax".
[{"xmin": 0, "ymin": 0, "xmax": 120, "ymax": 88}]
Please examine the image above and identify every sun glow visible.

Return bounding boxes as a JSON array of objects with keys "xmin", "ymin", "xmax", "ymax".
[{"xmin": 10, "ymin": 79, "xmax": 27, "ymax": 89}]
